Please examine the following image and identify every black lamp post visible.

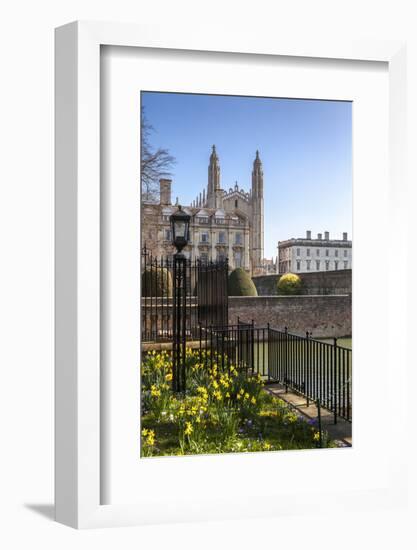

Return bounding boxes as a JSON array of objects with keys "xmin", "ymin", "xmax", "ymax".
[{"xmin": 170, "ymin": 206, "xmax": 191, "ymax": 393}]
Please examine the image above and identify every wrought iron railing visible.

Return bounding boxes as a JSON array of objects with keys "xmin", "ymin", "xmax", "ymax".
[
  {"xmin": 199, "ymin": 320, "xmax": 351, "ymax": 422},
  {"xmin": 141, "ymin": 247, "xmax": 228, "ymax": 342}
]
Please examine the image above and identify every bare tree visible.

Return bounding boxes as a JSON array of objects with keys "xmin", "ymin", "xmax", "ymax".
[{"xmin": 141, "ymin": 106, "xmax": 176, "ymax": 201}]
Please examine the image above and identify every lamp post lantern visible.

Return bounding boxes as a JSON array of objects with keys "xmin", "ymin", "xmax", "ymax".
[
  {"xmin": 170, "ymin": 205, "xmax": 191, "ymax": 255},
  {"xmin": 170, "ymin": 206, "xmax": 191, "ymax": 393}
]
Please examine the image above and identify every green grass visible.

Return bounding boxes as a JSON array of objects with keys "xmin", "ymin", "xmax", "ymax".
[
  {"xmin": 141, "ymin": 391, "xmax": 334, "ymax": 456},
  {"xmin": 140, "ymin": 348, "xmax": 336, "ymax": 457},
  {"xmin": 318, "ymin": 338, "xmax": 352, "ymax": 349}
]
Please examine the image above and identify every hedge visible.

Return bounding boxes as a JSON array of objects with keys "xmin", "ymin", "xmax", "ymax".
[
  {"xmin": 277, "ymin": 272, "xmax": 302, "ymax": 295},
  {"xmin": 228, "ymin": 268, "xmax": 258, "ymax": 296},
  {"xmin": 142, "ymin": 268, "xmax": 173, "ymax": 297}
]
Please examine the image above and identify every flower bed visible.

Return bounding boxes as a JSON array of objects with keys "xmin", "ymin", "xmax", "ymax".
[{"xmin": 141, "ymin": 349, "xmax": 334, "ymax": 457}]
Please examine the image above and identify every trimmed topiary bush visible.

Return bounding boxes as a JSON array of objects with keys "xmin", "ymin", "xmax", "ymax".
[
  {"xmin": 277, "ymin": 273, "xmax": 302, "ymax": 295},
  {"xmin": 228, "ymin": 268, "xmax": 258, "ymax": 296},
  {"xmin": 142, "ymin": 268, "xmax": 173, "ymax": 297}
]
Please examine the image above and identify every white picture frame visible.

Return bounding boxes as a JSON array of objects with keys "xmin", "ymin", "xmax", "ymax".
[{"xmin": 55, "ymin": 21, "xmax": 408, "ymax": 529}]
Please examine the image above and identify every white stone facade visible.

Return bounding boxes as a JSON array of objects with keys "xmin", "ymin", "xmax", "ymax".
[{"xmin": 278, "ymin": 231, "xmax": 352, "ymax": 274}]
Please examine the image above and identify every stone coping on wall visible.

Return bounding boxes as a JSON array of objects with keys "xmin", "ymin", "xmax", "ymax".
[
  {"xmin": 142, "ymin": 340, "xmax": 203, "ymax": 352},
  {"xmin": 228, "ymin": 294, "xmax": 351, "ymax": 300}
]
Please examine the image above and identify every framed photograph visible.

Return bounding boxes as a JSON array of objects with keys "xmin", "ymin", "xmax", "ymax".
[{"xmin": 55, "ymin": 21, "xmax": 407, "ymax": 528}]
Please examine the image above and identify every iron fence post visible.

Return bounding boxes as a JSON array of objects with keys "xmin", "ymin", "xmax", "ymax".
[
  {"xmin": 267, "ymin": 322, "xmax": 270, "ymax": 382},
  {"xmin": 317, "ymin": 398, "xmax": 323, "ymax": 448},
  {"xmin": 199, "ymin": 321, "xmax": 202, "ymax": 363},
  {"xmin": 251, "ymin": 319, "xmax": 255, "ymax": 377},
  {"xmin": 284, "ymin": 326, "xmax": 288, "ymax": 392},
  {"xmin": 333, "ymin": 337, "xmax": 338, "ymax": 424},
  {"xmin": 306, "ymin": 331, "xmax": 310, "ymax": 407},
  {"xmin": 172, "ymin": 253, "xmax": 187, "ymax": 393}
]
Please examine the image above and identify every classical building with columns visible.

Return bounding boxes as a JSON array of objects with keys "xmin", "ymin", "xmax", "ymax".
[{"xmin": 141, "ymin": 146, "xmax": 265, "ymax": 274}]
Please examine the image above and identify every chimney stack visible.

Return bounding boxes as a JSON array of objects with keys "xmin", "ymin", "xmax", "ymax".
[
  {"xmin": 159, "ymin": 179, "xmax": 172, "ymax": 205},
  {"xmin": 343, "ymin": 232, "xmax": 348, "ymax": 241},
  {"xmin": 306, "ymin": 230, "xmax": 312, "ymax": 239},
  {"xmin": 324, "ymin": 231, "xmax": 330, "ymax": 240},
  {"xmin": 317, "ymin": 233, "xmax": 322, "ymax": 240}
]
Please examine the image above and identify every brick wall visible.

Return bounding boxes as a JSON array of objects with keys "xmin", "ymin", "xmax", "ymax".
[
  {"xmin": 228, "ymin": 295, "xmax": 351, "ymax": 338},
  {"xmin": 252, "ymin": 269, "xmax": 352, "ymax": 296}
]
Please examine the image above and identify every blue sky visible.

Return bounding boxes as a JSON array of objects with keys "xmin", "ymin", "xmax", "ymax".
[{"xmin": 141, "ymin": 92, "xmax": 352, "ymax": 259}]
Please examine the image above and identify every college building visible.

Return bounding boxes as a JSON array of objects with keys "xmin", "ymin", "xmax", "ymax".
[
  {"xmin": 141, "ymin": 146, "xmax": 266, "ymax": 274},
  {"xmin": 278, "ymin": 230, "xmax": 352, "ymax": 274}
]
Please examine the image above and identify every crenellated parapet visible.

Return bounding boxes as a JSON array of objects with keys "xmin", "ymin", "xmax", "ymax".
[{"xmin": 221, "ymin": 181, "xmax": 250, "ymax": 202}]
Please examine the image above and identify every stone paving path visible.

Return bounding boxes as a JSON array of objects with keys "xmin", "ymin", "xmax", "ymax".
[{"xmin": 264, "ymin": 383, "xmax": 352, "ymax": 447}]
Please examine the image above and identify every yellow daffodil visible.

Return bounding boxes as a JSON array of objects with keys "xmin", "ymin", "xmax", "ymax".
[
  {"xmin": 213, "ymin": 390, "xmax": 222, "ymax": 401},
  {"xmin": 184, "ymin": 422, "xmax": 193, "ymax": 435},
  {"xmin": 142, "ymin": 428, "xmax": 155, "ymax": 446},
  {"xmin": 150, "ymin": 384, "xmax": 161, "ymax": 397}
]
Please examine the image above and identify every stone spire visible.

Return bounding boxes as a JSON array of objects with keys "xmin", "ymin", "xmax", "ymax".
[
  {"xmin": 251, "ymin": 150, "xmax": 264, "ymax": 273},
  {"xmin": 252, "ymin": 150, "xmax": 263, "ymax": 198},
  {"xmin": 207, "ymin": 145, "xmax": 221, "ymax": 208}
]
